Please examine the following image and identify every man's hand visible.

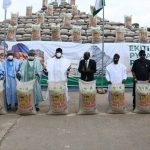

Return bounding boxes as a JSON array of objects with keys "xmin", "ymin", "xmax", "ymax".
[
  {"xmin": 86, "ymin": 68, "xmax": 92, "ymax": 74},
  {"xmin": 43, "ymin": 69, "xmax": 48, "ymax": 76},
  {"xmin": 0, "ymin": 76, "xmax": 4, "ymax": 80},
  {"xmin": 122, "ymin": 79, "xmax": 126, "ymax": 84},
  {"xmin": 81, "ymin": 68, "xmax": 86, "ymax": 73},
  {"xmin": 35, "ymin": 73, "xmax": 40, "ymax": 78},
  {"xmin": 134, "ymin": 78, "xmax": 137, "ymax": 83},
  {"xmin": 108, "ymin": 81, "xmax": 112, "ymax": 84},
  {"xmin": 16, "ymin": 73, "xmax": 21, "ymax": 80}
]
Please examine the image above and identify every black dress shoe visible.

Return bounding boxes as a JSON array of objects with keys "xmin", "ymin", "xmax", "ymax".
[
  {"xmin": 35, "ymin": 107, "xmax": 40, "ymax": 112},
  {"xmin": 7, "ymin": 104, "xmax": 11, "ymax": 111}
]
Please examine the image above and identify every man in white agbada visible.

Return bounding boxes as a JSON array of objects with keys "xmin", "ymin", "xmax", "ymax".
[
  {"xmin": 46, "ymin": 48, "xmax": 71, "ymax": 81},
  {"xmin": 46, "ymin": 48, "xmax": 71, "ymax": 100},
  {"xmin": 106, "ymin": 53, "xmax": 127, "ymax": 84}
]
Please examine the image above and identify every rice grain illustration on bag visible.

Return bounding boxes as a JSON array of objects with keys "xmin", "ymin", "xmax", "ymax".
[
  {"xmin": 78, "ymin": 80, "xmax": 97, "ymax": 114},
  {"xmin": 48, "ymin": 81, "xmax": 68, "ymax": 114},
  {"xmin": 0, "ymin": 80, "xmax": 6, "ymax": 115},
  {"xmin": 108, "ymin": 84, "xmax": 125, "ymax": 113},
  {"xmin": 135, "ymin": 83, "xmax": 150, "ymax": 113},
  {"xmin": 17, "ymin": 79, "xmax": 36, "ymax": 115}
]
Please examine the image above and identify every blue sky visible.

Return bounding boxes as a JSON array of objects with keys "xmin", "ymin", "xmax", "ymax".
[{"xmin": 0, "ymin": 0, "xmax": 150, "ymax": 27}]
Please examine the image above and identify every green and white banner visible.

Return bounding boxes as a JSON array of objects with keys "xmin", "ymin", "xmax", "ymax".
[{"xmin": 5, "ymin": 41, "xmax": 150, "ymax": 86}]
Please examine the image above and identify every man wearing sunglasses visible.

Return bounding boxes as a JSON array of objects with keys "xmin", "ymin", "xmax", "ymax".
[{"xmin": 132, "ymin": 50, "xmax": 150, "ymax": 110}]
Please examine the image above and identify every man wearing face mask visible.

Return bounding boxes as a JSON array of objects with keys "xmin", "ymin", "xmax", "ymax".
[
  {"xmin": 0, "ymin": 50, "xmax": 22, "ymax": 111},
  {"xmin": 132, "ymin": 50, "xmax": 150, "ymax": 110},
  {"xmin": 78, "ymin": 52, "xmax": 96, "ymax": 81},
  {"xmin": 46, "ymin": 48, "xmax": 71, "ymax": 82},
  {"xmin": 106, "ymin": 53, "xmax": 127, "ymax": 85},
  {"xmin": 18, "ymin": 49, "xmax": 43, "ymax": 111},
  {"xmin": 46, "ymin": 48, "xmax": 71, "ymax": 102}
]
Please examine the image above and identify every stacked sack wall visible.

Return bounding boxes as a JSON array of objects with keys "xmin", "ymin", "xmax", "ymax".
[{"xmin": 0, "ymin": 1, "xmax": 150, "ymax": 43}]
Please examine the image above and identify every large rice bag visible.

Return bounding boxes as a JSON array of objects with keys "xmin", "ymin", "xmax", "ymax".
[
  {"xmin": 63, "ymin": 13, "xmax": 72, "ymax": 26},
  {"xmin": 47, "ymin": 5, "xmax": 53, "ymax": 16},
  {"xmin": 139, "ymin": 27, "xmax": 148, "ymax": 43},
  {"xmin": 17, "ymin": 80, "xmax": 36, "ymax": 115},
  {"xmin": 108, "ymin": 84, "xmax": 125, "ymax": 113},
  {"xmin": 26, "ymin": 6, "xmax": 32, "ymax": 17},
  {"xmin": 32, "ymin": 24, "xmax": 41, "ymax": 41},
  {"xmin": 135, "ymin": 83, "xmax": 150, "ymax": 113},
  {"xmin": 47, "ymin": 81, "xmax": 68, "ymax": 114},
  {"xmin": 91, "ymin": 26, "xmax": 101, "ymax": 44},
  {"xmin": 78, "ymin": 80, "xmax": 97, "ymax": 114},
  {"xmin": 72, "ymin": 5, "xmax": 78, "ymax": 15},
  {"xmin": 0, "ymin": 81, "xmax": 6, "ymax": 115},
  {"xmin": 124, "ymin": 15, "xmax": 132, "ymax": 28},
  {"xmin": 70, "ymin": 0, "xmax": 75, "ymax": 5},
  {"xmin": 7, "ymin": 25, "xmax": 17, "ymax": 41},
  {"xmin": 115, "ymin": 27, "xmax": 125, "ymax": 42},
  {"xmin": 51, "ymin": 24, "xmax": 61, "ymax": 41},
  {"xmin": 37, "ymin": 13, "xmax": 45, "ymax": 24},
  {"xmin": 10, "ymin": 13, "xmax": 18, "ymax": 26},
  {"xmin": 72, "ymin": 26, "xmax": 82, "ymax": 43},
  {"xmin": 89, "ymin": 15, "xmax": 97, "ymax": 27}
]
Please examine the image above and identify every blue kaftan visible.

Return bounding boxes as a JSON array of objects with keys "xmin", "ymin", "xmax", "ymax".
[{"xmin": 0, "ymin": 59, "xmax": 22, "ymax": 106}]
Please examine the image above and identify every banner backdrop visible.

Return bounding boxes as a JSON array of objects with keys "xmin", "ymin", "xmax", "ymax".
[{"xmin": 5, "ymin": 41, "xmax": 150, "ymax": 86}]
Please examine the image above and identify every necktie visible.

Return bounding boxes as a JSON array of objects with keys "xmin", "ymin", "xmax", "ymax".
[{"xmin": 85, "ymin": 60, "xmax": 88, "ymax": 69}]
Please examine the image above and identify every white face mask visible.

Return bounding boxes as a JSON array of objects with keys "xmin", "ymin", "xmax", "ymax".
[
  {"xmin": 28, "ymin": 56, "xmax": 35, "ymax": 61},
  {"xmin": 7, "ymin": 55, "xmax": 13, "ymax": 60},
  {"xmin": 56, "ymin": 52, "xmax": 62, "ymax": 58}
]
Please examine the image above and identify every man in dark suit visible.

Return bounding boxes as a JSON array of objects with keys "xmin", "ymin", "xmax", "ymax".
[
  {"xmin": 78, "ymin": 52, "xmax": 96, "ymax": 81},
  {"xmin": 132, "ymin": 50, "xmax": 150, "ymax": 110}
]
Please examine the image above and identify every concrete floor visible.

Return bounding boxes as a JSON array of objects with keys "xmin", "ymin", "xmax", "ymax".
[{"xmin": 0, "ymin": 91, "xmax": 150, "ymax": 150}]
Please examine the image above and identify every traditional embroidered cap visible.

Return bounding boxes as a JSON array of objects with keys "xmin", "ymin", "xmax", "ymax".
[
  {"xmin": 139, "ymin": 50, "xmax": 145, "ymax": 55},
  {"xmin": 56, "ymin": 48, "xmax": 62, "ymax": 53},
  {"xmin": 113, "ymin": 53, "xmax": 120, "ymax": 59},
  {"xmin": 7, "ymin": 50, "xmax": 14, "ymax": 56},
  {"xmin": 28, "ymin": 49, "xmax": 36, "ymax": 56}
]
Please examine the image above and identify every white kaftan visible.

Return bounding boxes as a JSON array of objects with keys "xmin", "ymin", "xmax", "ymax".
[
  {"xmin": 46, "ymin": 57, "xmax": 71, "ymax": 101},
  {"xmin": 46, "ymin": 57, "xmax": 71, "ymax": 82},
  {"xmin": 106, "ymin": 63, "xmax": 127, "ymax": 84}
]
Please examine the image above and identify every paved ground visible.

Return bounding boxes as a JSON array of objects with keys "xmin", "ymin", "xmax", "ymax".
[{"xmin": 0, "ymin": 90, "xmax": 150, "ymax": 150}]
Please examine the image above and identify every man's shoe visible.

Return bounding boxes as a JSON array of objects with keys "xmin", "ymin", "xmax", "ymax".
[
  {"xmin": 36, "ymin": 107, "xmax": 40, "ymax": 112},
  {"xmin": 7, "ymin": 104, "xmax": 11, "ymax": 111}
]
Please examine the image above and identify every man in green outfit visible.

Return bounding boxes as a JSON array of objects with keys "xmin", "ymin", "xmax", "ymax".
[{"xmin": 17, "ymin": 49, "xmax": 43, "ymax": 111}]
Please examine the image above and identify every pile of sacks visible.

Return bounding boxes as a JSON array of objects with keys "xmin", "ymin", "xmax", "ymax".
[{"xmin": 1, "ymin": 80, "xmax": 150, "ymax": 115}]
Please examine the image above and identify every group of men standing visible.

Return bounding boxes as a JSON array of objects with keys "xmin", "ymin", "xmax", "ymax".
[
  {"xmin": 0, "ymin": 50, "xmax": 43, "ymax": 111},
  {"xmin": 0, "ymin": 46, "xmax": 149, "ymax": 111},
  {"xmin": 106, "ymin": 50, "xmax": 150, "ymax": 110}
]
